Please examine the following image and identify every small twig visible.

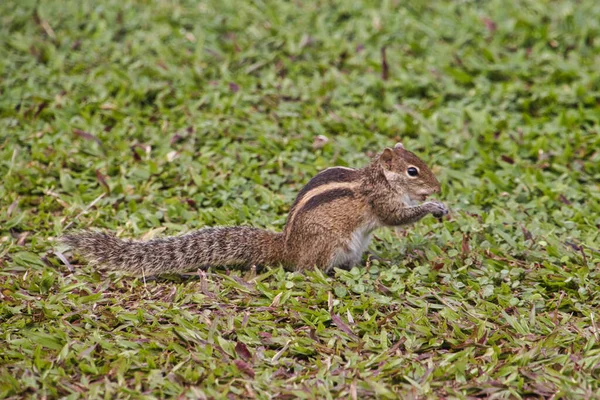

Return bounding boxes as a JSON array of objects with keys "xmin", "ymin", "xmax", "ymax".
[
  {"xmin": 591, "ymin": 313, "xmax": 599, "ymax": 341},
  {"xmin": 381, "ymin": 47, "xmax": 389, "ymax": 81},
  {"xmin": 553, "ymin": 291, "xmax": 565, "ymax": 327},
  {"xmin": 6, "ymin": 148, "xmax": 18, "ymax": 177},
  {"xmin": 33, "ymin": 3, "xmax": 56, "ymax": 41},
  {"xmin": 54, "ymin": 251, "xmax": 74, "ymax": 273},
  {"xmin": 377, "ymin": 308, "xmax": 401, "ymax": 327},
  {"xmin": 580, "ymin": 243, "xmax": 600, "ymax": 255},
  {"xmin": 271, "ymin": 340, "xmax": 291, "ymax": 363},
  {"xmin": 44, "ymin": 189, "xmax": 70, "ymax": 209},
  {"xmin": 565, "ymin": 240, "xmax": 600, "ymax": 256},
  {"xmin": 387, "ymin": 337, "xmax": 406, "ymax": 355},
  {"xmin": 63, "ymin": 193, "xmax": 106, "ymax": 230},
  {"xmin": 330, "ymin": 313, "xmax": 359, "ymax": 340},
  {"xmin": 141, "ymin": 267, "xmax": 150, "ymax": 296},
  {"xmin": 580, "ymin": 245, "xmax": 588, "ymax": 267},
  {"xmin": 6, "ymin": 199, "xmax": 19, "ymax": 217}
]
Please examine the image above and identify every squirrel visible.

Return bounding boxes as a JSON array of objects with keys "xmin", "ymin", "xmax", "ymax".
[{"xmin": 62, "ymin": 143, "xmax": 448, "ymax": 275}]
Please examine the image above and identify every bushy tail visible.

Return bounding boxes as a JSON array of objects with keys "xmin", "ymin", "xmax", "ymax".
[{"xmin": 62, "ymin": 227, "xmax": 286, "ymax": 276}]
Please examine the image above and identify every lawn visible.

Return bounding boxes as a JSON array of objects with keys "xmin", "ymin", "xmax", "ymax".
[{"xmin": 1, "ymin": 0, "xmax": 600, "ymax": 398}]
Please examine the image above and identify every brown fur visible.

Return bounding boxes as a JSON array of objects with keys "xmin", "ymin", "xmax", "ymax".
[{"xmin": 62, "ymin": 145, "xmax": 448, "ymax": 275}]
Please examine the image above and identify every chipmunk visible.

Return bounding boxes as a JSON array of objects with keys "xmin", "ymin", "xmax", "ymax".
[{"xmin": 62, "ymin": 143, "xmax": 448, "ymax": 275}]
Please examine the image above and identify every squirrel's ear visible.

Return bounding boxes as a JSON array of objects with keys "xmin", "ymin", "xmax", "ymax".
[
  {"xmin": 394, "ymin": 142, "xmax": 404, "ymax": 149},
  {"xmin": 379, "ymin": 148, "xmax": 395, "ymax": 170}
]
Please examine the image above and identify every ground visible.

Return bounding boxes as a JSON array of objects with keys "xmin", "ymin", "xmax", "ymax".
[{"xmin": 1, "ymin": 0, "xmax": 600, "ymax": 398}]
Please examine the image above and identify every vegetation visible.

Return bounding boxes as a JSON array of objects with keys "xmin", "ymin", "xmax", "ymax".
[{"xmin": 1, "ymin": 0, "xmax": 600, "ymax": 398}]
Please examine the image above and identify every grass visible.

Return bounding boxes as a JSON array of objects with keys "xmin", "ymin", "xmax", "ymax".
[{"xmin": 1, "ymin": 0, "xmax": 600, "ymax": 398}]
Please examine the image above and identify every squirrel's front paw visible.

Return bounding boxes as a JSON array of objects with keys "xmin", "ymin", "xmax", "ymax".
[{"xmin": 424, "ymin": 201, "xmax": 449, "ymax": 218}]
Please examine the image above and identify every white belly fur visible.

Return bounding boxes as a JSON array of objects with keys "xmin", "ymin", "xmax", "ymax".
[
  {"xmin": 401, "ymin": 193, "xmax": 420, "ymax": 207},
  {"xmin": 329, "ymin": 219, "xmax": 380, "ymax": 270}
]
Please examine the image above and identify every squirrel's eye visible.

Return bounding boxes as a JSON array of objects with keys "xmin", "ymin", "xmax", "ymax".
[{"xmin": 407, "ymin": 167, "xmax": 419, "ymax": 177}]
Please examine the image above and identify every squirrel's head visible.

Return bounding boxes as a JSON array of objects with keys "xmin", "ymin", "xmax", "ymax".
[{"xmin": 377, "ymin": 143, "xmax": 441, "ymax": 203}]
